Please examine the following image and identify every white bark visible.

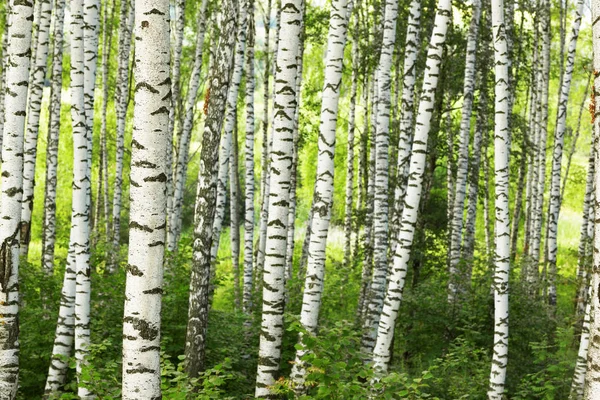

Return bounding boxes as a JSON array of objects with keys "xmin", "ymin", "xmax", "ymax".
[
  {"xmin": 447, "ymin": 0, "xmax": 481, "ymax": 302},
  {"xmin": 572, "ymin": 285, "xmax": 592, "ymax": 399},
  {"xmin": 169, "ymin": 0, "xmax": 209, "ymax": 251},
  {"xmin": 546, "ymin": 0, "xmax": 584, "ymax": 307},
  {"xmin": 121, "ymin": 0, "xmax": 170, "ymax": 395},
  {"xmin": 255, "ymin": 0, "xmax": 303, "ymax": 395},
  {"xmin": 487, "ymin": 0, "xmax": 512, "ymax": 396},
  {"xmin": 391, "ymin": 0, "xmax": 421, "ymax": 246},
  {"xmin": 361, "ymin": 0, "xmax": 398, "ymax": 356},
  {"xmin": 41, "ymin": 0, "xmax": 66, "ymax": 275},
  {"xmin": 0, "ymin": 0, "xmax": 33, "ymax": 395},
  {"xmin": 371, "ymin": 0, "xmax": 451, "ymax": 372},
  {"xmin": 584, "ymin": 3, "xmax": 600, "ymax": 396},
  {"xmin": 110, "ymin": 0, "xmax": 135, "ymax": 272},
  {"xmin": 290, "ymin": 0, "xmax": 351, "ymax": 387},
  {"xmin": 184, "ymin": 0, "xmax": 239, "ymax": 379},
  {"xmin": 243, "ymin": 0, "xmax": 256, "ymax": 313},
  {"xmin": 20, "ymin": 0, "xmax": 53, "ymax": 258}
]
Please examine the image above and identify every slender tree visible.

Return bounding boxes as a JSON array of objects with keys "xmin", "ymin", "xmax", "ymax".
[
  {"xmin": 41, "ymin": 0, "xmax": 67, "ymax": 275},
  {"xmin": 546, "ymin": 0, "xmax": 584, "ymax": 306},
  {"xmin": 0, "ymin": 0, "xmax": 33, "ymax": 395},
  {"xmin": 110, "ymin": 0, "xmax": 135, "ymax": 272},
  {"xmin": 20, "ymin": 0, "xmax": 53, "ymax": 257},
  {"xmin": 243, "ymin": 0, "xmax": 256, "ymax": 313},
  {"xmin": 487, "ymin": 0, "xmax": 512, "ymax": 396},
  {"xmin": 184, "ymin": 0, "xmax": 239, "ymax": 378},
  {"xmin": 371, "ymin": 0, "xmax": 452, "ymax": 372},
  {"xmin": 170, "ymin": 0, "xmax": 210, "ymax": 251},
  {"xmin": 290, "ymin": 0, "xmax": 351, "ymax": 388},
  {"xmin": 447, "ymin": 0, "xmax": 481, "ymax": 302},
  {"xmin": 360, "ymin": 0, "xmax": 398, "ymax": 356},
  {"xmin": 255, "ymin": 0, "xmax": 304, "ymax": 395}
]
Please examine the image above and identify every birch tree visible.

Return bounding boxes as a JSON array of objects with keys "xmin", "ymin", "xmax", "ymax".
[
  {"xmin": 42, "ymin": 0, "xmax": 67, "ymax": 275},
  {"xmin": 583, "ymin": 3, "xmax": 600, "ymax": 395},
  {"xmin": 546, "ymin": 0, "xmax": 584, "ymax": 307},
  {"xmin": 371, "ymin": 0, "xmax": 452, "ymax": 372},
  {"xmin": 487, "ymin": 0, "xmax": 512, "ymax": 396},
  {"xmin": 0, "ymin": 0, "xmax": 33, "ymax": 395},
  {"xmin": 360, "ymin": 0, "xmax": 398, "ymax": 356},
  {"xmin": 110, "ymin": 0, "xmax": 135, "ymax": 272},
  {"xmin": 20, "ymin": 0, "xmax": 53, "ymax": 257},
  {"xmin": 290, "ymin": 0, "xmax": 351, "ymax": 387},
  {"xmin": 170, "ymin": 0, "xmax": 209, "ymax": 251},
  {"xmin": 447, "ymin": 0, "xmax": 481, "ymax": 302},
  {"xmin": 121, "ymin": 0, "xmax": 170, "ymax": 395},
  {"xmin": 243, "ymin": 0, "xmax": 255, "ymax": 313},
  {"xmin": 69, "ymin": 0, "xmax": 93, "ymax": 396},
  {"xmin": 184, "ymin": 0, "xmax": 238, "ymax": 378},
  {"xmin": 255, "ymin": 0, "xmax": 304, "ymax": 395},
  {"xmin": 391, "ymin": 0, "xmax": 421, "ymax": 244}
]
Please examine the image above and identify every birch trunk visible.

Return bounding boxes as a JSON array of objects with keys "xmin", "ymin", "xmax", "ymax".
[
  {"xmin": 370, "ymin": 0, "xmax": 451, "ymax": 372},
  {"xmin": 44, "ymin": 248, "xmax": 75, "ymax": 395},
  {"xmin": 342, "ymin": 13, "xmax": 358, "ymax": 271},
  {"xmin": 576, "ymin": 145, "xmax": 595, "ymax": 320},
  {"xmin": 243, "ymin": 1, "xmax": 256, "ymax": 313},
  {"xmin": 487, "ymin": 0, "xmax": 512, "ymax": 396},
  {"xmin": 584, "ymin": 7, "xmax": 600, "ymax": 392},
  {"xmin": 391, "ymin": 0, "xmax": 421, "ymax": 245},
  {"xmin": 0, "ymin": 0, "xmax": 33, "ymax": 395},
  {"xmin": 110, "ymin": 0, "xmax": 135, "ymax": 273},
  {"xmin": 290, "ymin": 0, "xmax": 351, "ymax": 387},
  {"xmin": 255, "ymin": 0, "xmax": 303, "ymax": 394},
  {"xmin": 361, "ymin": 0, "xmax": 398, "ymax": 355},
  {"xmin": 0, "ymin": 12, "xmax": 7, "ymax": 154},
  {"xmin": 121, "ymin": 0, "xmax": 170, "ymax": 395},
  {"xmin": 20, "ymin": 0, "xmax": 53, "ymax": 258},
  {"xmin": 184, "ymin": 0, "xmax": 238, "ymax": 378},
  {"xmin": 70, "ymin": 1, "xmax": 93, "ymax": 396},
  {"xmin": 170, "ymin": 0, "xmax": 209, "ymax": 251},
  {"xmin": 42, "ymin": 0, "xmax": 67, "ymax": 275},
  {"xmin": 447, "ymin": 0, "xmax": 481, "ymax": 302},
  {"xmin": 96, "ymin": 0, "xmax": 115, "ymax": 241},
  {"xmin": 165, "ymin": 0, "xmax": 186, "ymax": 252},
  {"xmin": 461, "ymin": 64, "xmax": 489, "ymax": 270},
  {"xmin": 230, "ymin": 121, "xmax": 242, "ymax": 309},
  {"xmin": 571, "ymin": 284, "xmax": 592, "ymax": 400}
]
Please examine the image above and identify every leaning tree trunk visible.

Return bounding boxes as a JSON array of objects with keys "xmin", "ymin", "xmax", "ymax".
[
  {"xmin": 20, "ymin": 0, "xmax": 53, "ymax": 258},
  {"xmin": 360, "ymin": 0, "xmax": 399, "ymax": 356},
  {"xmin": 254, "ymin": 0, "xmax": 304, "ymax": 396},
  {"xmin": 546, "ymin": 0, "xmax": 584, "ymax": 307},
  {"xmin": 70, "ymin": 1, "xmax": 93, "ymax": 397},
  {"xmin": 487, "ymin": 0, "xmax": 511, "ymax": 397},
  {"xmin": 0, "ymin": 0, "xmax": 33, "ymax": 396},
  {"xmin": 370, "ymin": 0, "xmax": 451, "ymax": 373},
  {"xmin": 243, "ymin": 0, "xmax": 256, "ymax": 314},
  {"xmin": 109, "ymin": 0, "xmax": 135, "ymax": 273},
  {"xmin": 170, "ymin": 0, "xmax": 209, "ymax": 251},
  {"xmin": 211, "ymin": 0, "xmax": 249, "ymax": 270},
  {"xmin": 447, "ymin": 0, "xmax": 481, "ymax": 303},
  {"xmin": 184, "ymin": 0, "xmax": 238, "ymax": 379},
  {"xmin": 290, "ymin": 0, "xmax": 351, "ymax": 389},
  {"xmin": 41, "ymin": 0, "xmax": 66, "ymax": 276},
  {"xmin": 121, "ymin": 0, "xmax": 170, "ymax": 395},
  {"xmin": 391, "ymin": 0, "xmax": 421, "ymax": 246}
]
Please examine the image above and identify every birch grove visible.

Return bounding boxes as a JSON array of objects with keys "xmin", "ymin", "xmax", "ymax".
[{"xmin": 0, "ymin": 0, "xmax": 597, "ymax": 397}]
